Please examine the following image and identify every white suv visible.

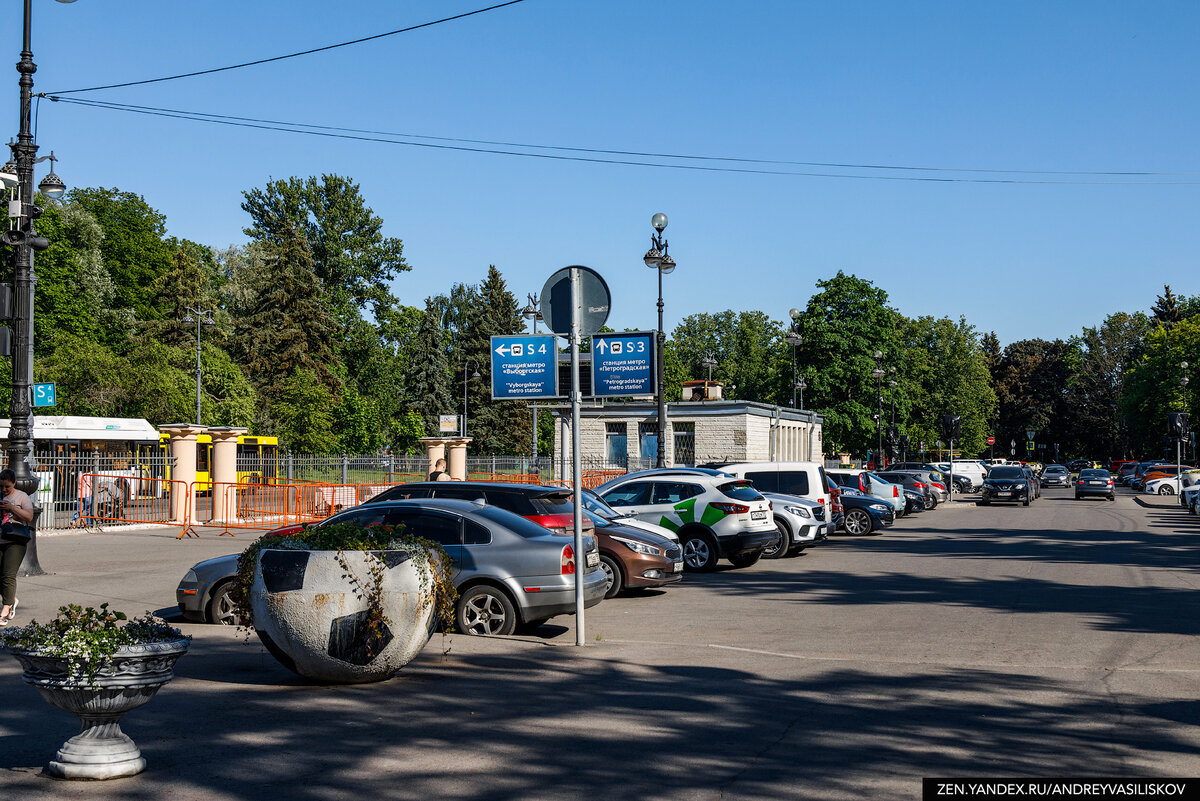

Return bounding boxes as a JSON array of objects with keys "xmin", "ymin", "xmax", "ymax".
[{"xmin": 598, "ymin": 472, "xmax": 777, "ymax": 571}]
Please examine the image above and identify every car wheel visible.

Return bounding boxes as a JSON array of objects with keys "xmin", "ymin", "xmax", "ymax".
[
  {"xmin": 207, "ymin": 581, "xmax": 243, "ymax": 626},
  {"xmin": 844, "ymin": 508, "xmax": 873, "ymax": 535},
  {"xmin": 1108, "ymin": 495, "xmax": 1115, "ymax": 502},
  {"xmin": 1159, "ymin": 485, "xmax": 1175, "ymax": 495},
  {"xmin": 761, "ymin": 519, "xmax": 790, "ymax": 559},
  {"xmin": 1022, "ymin": 493, "xmax": 1030, "ymax": 506},
  {"xmin": 456, "ymin": 585, "xmax": 517, "ymax": 636},
  {"xmin": 599, "ymin": 554, "xmax": 624, "ymax": 599},
  {"xmin": 680, "ymin": 531, "xmax": 720, "ymax": 572},
  {"xmin": 728, "ymin": 550, "xmax": 762, "ymax": 568}
]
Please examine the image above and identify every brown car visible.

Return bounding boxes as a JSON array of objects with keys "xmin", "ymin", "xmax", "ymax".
[{"xmin": 587, "ymin": 513, "xmax": 683, "ymax": 598}]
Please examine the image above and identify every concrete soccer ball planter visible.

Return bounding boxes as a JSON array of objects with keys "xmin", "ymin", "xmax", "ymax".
[{"xmin": 250, "ymin": 548, "xmax": 437, "ymax": 684}]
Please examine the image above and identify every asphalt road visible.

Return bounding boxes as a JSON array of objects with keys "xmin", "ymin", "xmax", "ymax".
[{"xmin": 1, "ymin": 487, "xmax": 1197, "ymax": 800}]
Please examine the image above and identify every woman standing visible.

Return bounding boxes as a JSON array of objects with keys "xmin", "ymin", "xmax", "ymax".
[{"xmin": 0, "ymin": 468, "xmax": 34, "ymax": 624}]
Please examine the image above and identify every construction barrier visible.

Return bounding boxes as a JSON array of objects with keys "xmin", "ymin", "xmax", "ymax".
[
  {"xmin": 71, "ymin": 474, "xmax": 185, "ymax": 535},
  {"xmin": 467, "ymin": 473, "xmax": 539, "ymax": 484}
]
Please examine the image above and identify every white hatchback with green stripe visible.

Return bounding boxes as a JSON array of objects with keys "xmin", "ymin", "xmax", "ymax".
[{"xmin": 597, "ymin": 472, "xmax": 778, "ymax": 572}]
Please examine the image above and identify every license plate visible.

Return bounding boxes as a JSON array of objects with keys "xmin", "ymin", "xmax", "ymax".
[
  {"xmin": 997, "ymin": 492, "xmax": 1011, "ymax": 497},
  {"xmin": 751, "ymin": 510, "xmax": 767, "ymax": 520},
  {"xmin": 1088, "ymin": 481, "xmax": 1101, "ymax": 486},
  {"xmin": 673, "ymin": 561, "xmax": 683, "ymax": 573},
  {"xmin": 586, "ymin": 552, "xmax": 599, "ymax": 568}
]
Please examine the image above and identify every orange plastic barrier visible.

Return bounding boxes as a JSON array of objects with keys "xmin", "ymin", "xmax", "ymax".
[
  {"xmin": 295, "ymin": 483, "xmax": 359, "ymax": 524},
  {"xmin": 468, "ymin": 473, "xmax": 539, "ymax": 484},
  {"xmin": 71, "ymin": 474, "xmax": 186, "ymax": 537},
  {"xmin": 582, "ymin": 470, "xmax": 624, "ymax": 489},
  {"xmin": 192, "ymin": 481, "xmax": 305, "ymax": 537},
  {"xmin": 356, "ymin": 482, "xmax": 407, "ymax": 504}
]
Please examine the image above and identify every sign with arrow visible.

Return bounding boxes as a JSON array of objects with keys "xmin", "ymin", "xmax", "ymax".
[
  {"xmin": 590, "ymin": 331, "xmax": 656, "ymax": 397},
  {"xmin": 489, "ymin": 334, "xmax": 560, "ymax": 400}
]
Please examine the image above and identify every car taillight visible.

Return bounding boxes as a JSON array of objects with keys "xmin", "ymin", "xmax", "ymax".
[
  {"xmin": 711, "ymin": 502, "xmax": 750, "ymax": 514},
  {"xmin": 528, "ymin": 513, "xmax": 574, "ymax": 536},
  {"xmin": 914, "ymin": 482, "xmax": 926, "ymax": 489},
  {"xmin": 561, "ymin": 545, "xmax": 575, "ymax": 575},
  {"xmin": 893, "ymin": 486, "xmax": 899, "ymax": 497},
  {"xmin": 1107, "ymin": 479, "xmax": 1114, "ymax": 486},
  {"xmin": 932, "ymin": 482, "xmax": 945, "ymax": 491},
  {"xmin": 1078, "ymin": 480, "xmax": 1085, "ymax": 485}
]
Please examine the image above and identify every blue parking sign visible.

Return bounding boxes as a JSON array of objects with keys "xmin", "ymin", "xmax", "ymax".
[{"xmin": 32, "ymin": 382, "xmax": 55, "ymax": 408}]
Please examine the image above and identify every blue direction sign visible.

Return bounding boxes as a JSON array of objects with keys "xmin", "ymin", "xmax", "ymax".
[
  {"xmin": 490, "ymin": 335, "xmax": 560, "ymax": 400},
  {"xmin": 32, "ymin": 382, "xmax": 56, "ymax": 408},
  {"xmin": 591, "ymin": 332, "xmax": 656, "ymax": 397}
]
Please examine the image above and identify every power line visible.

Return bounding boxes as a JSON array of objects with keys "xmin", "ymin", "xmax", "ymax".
[
  {"xmin": 46, "ymin": 95, "xmax": 1200, "ymax": 186},
  {"xmin": 48, "ymin": 0, "xmax": 529, "ymax": 95}
]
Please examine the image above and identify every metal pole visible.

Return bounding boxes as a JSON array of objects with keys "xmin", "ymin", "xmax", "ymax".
[
  {"xmin": 656, "ymin": 266, "xmax": 666, "ymax": 468},
  {"xmin": 791, "ymin": 345, "xmax": 797, "ymax": 407},
  {"xmin": 530, "ymin": 313, "xmax": 538, "ymax": 473},
  {"xmin": 194, "ymin": 312, "xmax": 203, "ymax": 424},
  {"xmin": 462, "ymin": 365, "xmax": 468, "ymax": 438},
  {"xmin": 569, "ymin": 268, "xmax": 585, "ymax": 646}
]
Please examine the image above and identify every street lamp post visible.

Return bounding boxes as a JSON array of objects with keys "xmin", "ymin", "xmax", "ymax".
[
  {"xmin": 182, "ymin": 306, "xmax": 214, "ymax": 425},
  {"xmin": 462, "ymin": 361, "xmax": 480, "ymax": 439},
  {"xmin": 872, "ymin": 350, "xmax": 885, "ymax": 467},
  {"xmin": 701, "ymin": 351, "xmax": 717, "ymax": 384},
  {"xmin": 3, "ymin": 0, "xmax": 75, "ymax": 579},
  {"xmin": 1180, "ymin": 361, "xmax": 1189, "ymax": 470},
  {"xmin": 787, "ymin": 308, "xmax": 803, "ymax": 408},
  {"xmin": 523, "ymin": 294, "xmax": 543, "ymax": 469},
  {"xmin": 643, "ymin": 212, "xmax": 675, "ymax": 468}
]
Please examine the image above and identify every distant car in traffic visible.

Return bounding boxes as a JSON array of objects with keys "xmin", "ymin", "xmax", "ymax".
[
  {"xmin": 1076, "ymin": 469, "xmax": 1115, "ymax": 501},
  {"xmin": 979, "ymin": 465, "xmax": 1034, "ymax": 506},
  {"xmin": 1040, "ymin": 464, "xmax": 1072, "ymax": 488}
]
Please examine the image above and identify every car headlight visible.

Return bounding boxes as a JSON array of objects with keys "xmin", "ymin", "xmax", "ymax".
[
  {"xmin": 611, "ymin": 535, "xmax": 661, "ymax": 556},
  {"xmin": 182, "ymin": 569, "xmax": 198, "ymax": 583},
  {"xmin": 784, "ymin": 505, "xmax": 812, "ymax": 518},
  {"xmin": 1014, "ymin": 482, "xmax": 1026, "ymax": 488},
  {"xmin": 869, "ymin": 504, "xmax": 889, "ymax": 512}
]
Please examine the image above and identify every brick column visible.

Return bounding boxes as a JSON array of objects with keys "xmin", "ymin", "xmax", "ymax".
[
  {"xmin": 158, "ymin": 424, "xmax": 207, "ymax": 528},
  {"xmin": 418, "ymin": 438, "xmax": 448, "ymax": 479},
  {"xmin": 444, "ymin": 438, "xmax": 472, "ymax": 481}
]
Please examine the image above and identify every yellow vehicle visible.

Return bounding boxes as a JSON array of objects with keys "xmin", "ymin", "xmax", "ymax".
[{"xmin": 148, "ymin": 433, "xmax": 281, "ymax": 488}]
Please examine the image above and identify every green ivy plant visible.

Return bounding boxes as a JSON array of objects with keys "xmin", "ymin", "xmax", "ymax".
[
  {"xmin": 231, "ymin": 522, "xmax": 457, "ymax": 656},
  {"xmin": 0, "ymin": 603, "xmax": 188, "ymax": 687}
]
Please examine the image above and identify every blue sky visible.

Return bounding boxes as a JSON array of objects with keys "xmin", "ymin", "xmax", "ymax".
[{"xmin": 13, "ymin": 0, "xmax": 1200, "ymax": 346}]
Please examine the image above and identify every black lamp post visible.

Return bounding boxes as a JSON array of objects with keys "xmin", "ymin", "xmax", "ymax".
[
  {"xmin": 462, "ymin": 361, "xmax": 480, "ymax": 439},
  {"xmin": 3, "ymin": 0, "xmax": 74, "ymax": 580},
  {"xmin": 182, "ymin": 306, "xmax": 214, "ymax": 425},
  {"xmin": 522, "ymin": 294, "xmax": 543, "ymax": 467},
  {"xmin": 787, "ymin": 308, "xmax": 803, "ymax": 408},
  {"xmin": 872, "ymin": 350, "xmax": 885, "ymax": 466},
  {"xmin": 643, "ymin": 212, "xmax": 675, "ymax": 468}
]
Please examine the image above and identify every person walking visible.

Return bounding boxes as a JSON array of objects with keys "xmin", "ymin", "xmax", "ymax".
[
  {"xmin": 0, "ymin": 468, "xmax": 34, "ymax": 624},
  {"xmin": 427, "ymin": 458, "xmax": 453, "ymax": 482}
]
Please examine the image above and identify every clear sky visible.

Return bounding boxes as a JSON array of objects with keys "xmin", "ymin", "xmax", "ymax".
[{"xmin": 11, "ymin": 0, "xmax": 1199, "ymax": 346}]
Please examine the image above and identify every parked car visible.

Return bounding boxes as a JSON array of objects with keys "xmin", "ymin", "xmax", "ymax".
[
  {"xmin": 597, "ymin": 472, "xmax": 777, "ymax": 571},
  {"xmin": 932, "ymin": 462, "xmax": 984, "ymax": 491},
  {"xmin": 876, "ymin": 470, "xmax": 939, "ymax": 509},
  {"xmin": 979, "ymin": 465, "xmax": 1035, "ymax": 506},
  {"xmin": 176, "ymin": 498, "xmax": 607, "ymax": 635},
  {"xmin": 585, "ymin": 511, "xmax": 683, "ymax": 598},
  {"xmin": 580, "ymin": 488, "xmax": 679, "ymax": 542},
  {"xmin": 700, "ymin": 461, "xmax": 832, "ymax": 511},
  {"xmin": 827, "ymin": 469, "xmax": 905, "ymax": 516},
  {"xmin": 760, "ymin": 491, "xmax": 826, "ymax": 558},
  {"xmin": 1067, "ymin": 459, "xmax": 1094, "ymax": 473},
  {"xmin": 1117, "ymin": 463, "xmax": 1140, "ymax": 486},
  {"xmin": 1022, "ymin": 466, "xmax": 1041, "ymax": 499},
  {"xmin": 1076, "ymin": 469, "xmax": 1115, "ymax": 501},
  {"xmin": 366, "ymin": 482, "xmax": 596, "ymax": 539},
  {"xmin": 836, "ymin": 491, "xmax": 896, "ymax": 535},
  {"xmin": 901, "ymin": 487, "xmax": 927, "ymax": 514},
  {"xmin": 1128, "ymin": 461, "xmax": 1170, "ymax": 490},
  {"xmin": 1040, "ymin": 464, "xmax": 1072, "ymax": 488},
  {"xmin": 889, "ymin": 462, "xmax": 954, "ymax": 494}
]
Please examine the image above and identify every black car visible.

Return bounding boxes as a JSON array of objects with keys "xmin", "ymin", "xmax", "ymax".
[
  {"xmin": 837, "ymin": 493, "xmax": 895, "ymax": 535},
  {"xmin": 1076, "ymin": 469, "xmax": 1115, "ymax": 501},
  {"xmin": 1067, "ymin": 459, "xmax": 1093, "ymax": 473},
  {"xmin": 979, "ymin": 465, "xmax": 1035, "ymax": 506}
]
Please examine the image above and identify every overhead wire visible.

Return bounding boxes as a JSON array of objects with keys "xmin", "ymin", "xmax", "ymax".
[
  {"xmin": 45, "ymin": 96, "xmax": 1200, "ymax": 185},
  {"xmin": 47, "ymin": 0, "xmax": 529, "ymax": 95}
]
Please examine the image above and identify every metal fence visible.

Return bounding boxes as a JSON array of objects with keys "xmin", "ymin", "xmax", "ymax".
[{"xmin": 31, "ymin": 451, "xmax": 176, "ymax": 530}]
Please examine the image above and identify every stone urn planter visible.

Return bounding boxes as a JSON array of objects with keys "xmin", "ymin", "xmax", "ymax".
[
  {"xmin": 249, "ymin": 547, "xmax": 438, "ymax": 684},
  {"xmin": 1, "ymin": 604, "xmax": 189, "ymax": 780}
]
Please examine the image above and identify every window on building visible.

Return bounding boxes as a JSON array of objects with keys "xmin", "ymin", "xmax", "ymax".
[
  {"xmin": 638, "ymin": 421, "xmax": 658, "ymax": 462},
  {"xmin": 674, "ymin": 422, "xmax": 695, "ymax": 466},
  {"xmin": 605, "ymin": 422, "xmax": 628, "ymax": 467}
]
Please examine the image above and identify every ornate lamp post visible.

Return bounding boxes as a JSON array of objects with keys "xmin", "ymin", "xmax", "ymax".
[
  {"xmin": 181, "ymin": 306, "xmax": 214, "ymax": 425},
  {"xmin": 462, "ymin": 362, "xmax": 480, "ymax": 439},
  {"xmin": 700, "ymin": 351, "xmax": 718, "ymax": 383},
  {"xmin": 643, "ymin": 212, "xmax": 675, "ymax": 468},
  {"xmin": 872, "ymin": 351, "xmax": 885, "ymax": 466},
  {"xmin": 523, "ymin": 294, "xmax": 543, "ymax": 468},
  {"xmin": 3, "ymin": 0, "xmax": 77, "ymax": 579},
  {"xmin": 787, "ymin": 308, "xmax": 803, "ymax": 408}
]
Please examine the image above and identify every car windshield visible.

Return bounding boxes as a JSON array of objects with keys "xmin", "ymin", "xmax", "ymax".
[
  {"xmin": 989, "ymin": 466, "xmax": 1025, "ymax": 480},
  {"xmin": 1080, "ymin": 469, "xmax": 1110, "ymax": 478},
  {"xmin": 581, "ymin": 490, "xmax": 626, "ymax": 519},
  {"xmin": 720, "ymin": 481, "xmax": 763, "ymax": 502},
  {"xmin": 1044, "ymin": 466, "xmax": 1067, "ymax": 474}
]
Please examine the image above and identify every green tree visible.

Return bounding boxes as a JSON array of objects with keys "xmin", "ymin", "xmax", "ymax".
[
  {"xmin": 460, "ymin": 266, "xmax": 529, "ymax": 455},
  {"xmin": 408, "ymin": 298, "xmax": 455, "ymax": 438},
  {"xmin": 670, "ymin": 311, "xmax": 786, "ymax": 404},
  {"xmin": 1120, "ymin": 316, "xmax": 1200, "ymax": 456},
  {"xmin": 1152, "ymin": 285, "xmax": 1182, "ymax": 329},
  {"xmin": 994, "ymin": 339, "xmax": 1074, "ymax": 459},
  {"xmin": 241, "ymin": 174, "xmax": 409, "ymax": 321},
  {"xmin": 791, "ymin": 271, "xmax": 899, "ymax": 455},
  {"xmin": 1065, "ymin": 312, "xmax": 1152, "ymax": 460},
  {"xmin": 269, "ymin": 369, "xmax": 338, "ymax": 453}
]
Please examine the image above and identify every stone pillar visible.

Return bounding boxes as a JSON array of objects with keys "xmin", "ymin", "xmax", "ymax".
[
  {"xmin": 444, "ymin": 438, "xmax": 472, "ymax": 481},
  {"xmin": 418, "ymin": 437, "xmax": 448, "ymax": 479},
  {"xmin": 159, "ymin": 424, "xmax": 207, "ymax": 530},
  {"xmin": 208, "ymin": 427, "xmax": 248, "ymax": 523}
]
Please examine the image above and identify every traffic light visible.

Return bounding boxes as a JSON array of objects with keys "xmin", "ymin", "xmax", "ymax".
[
  {"xmin": 942, "ymin": 414, "xmax": 961, "ymax": 441},
  {"xmin": 1169, "ymin": 412, "xmax": 1189, "ymax": 438}
]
